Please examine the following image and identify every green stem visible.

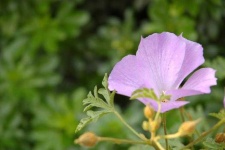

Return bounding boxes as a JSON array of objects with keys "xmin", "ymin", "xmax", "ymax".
[
  {"xmin": 113, "ymin": 111, "xmax": 147, "ymax": 141},
  {"xmin": 98, "ymin": 137, "xmax": 147, "ymax": 145},
  {"xmin": 162, "ymin": 113, "xmax": 169, "ymax": 150},
  {"xmin": 154, "ymin": 101, "xmax": 161, "ymax": 122},
  {"xmin": 156, "ymin": 132, "xmax": 180, "ymax": 140},
  {"xmin": 153, "ymin": 140, "xmax": 165, "ymax": 150},
  {"xmin": 150, "ymin": 101, "xmax": 161, "ymax": 140},
  {"xmin": 180, "ymin": 119, "xmax": 225, "ymax": 150},
  {"xmin": 179, "ymin": 107, "xmax": 185, "ymax": 122}
]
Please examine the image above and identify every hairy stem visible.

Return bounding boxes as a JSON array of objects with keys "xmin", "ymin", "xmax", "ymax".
[
  {"xmin": 179, "ymin": 107, "xmax": 185, "ymax": 122},
  {"xmin": 156, "ymin": 132, "xmax": 180, "ymax": 140},
  {"xmin": 153, "ymin": 140, "xmax": 165, "ymax": 150},
  {"xmin": 98, "ymin": 137, "xmax": 147, "ymax": 145},
  {"xmin": 113, "ymin": 111, "xmax": 147, "ymax": 141},
  {"xmin": 154, "ymin": 102, "xmax": 161, "ymax": 122},
  {"xmin": 162, "ymin": 113, "xmax": 169, "ymax": 150}
]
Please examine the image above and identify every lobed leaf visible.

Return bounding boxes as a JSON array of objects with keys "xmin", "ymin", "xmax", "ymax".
[
  {"xmin": 209, "ymin": 109, "xmax": 225, "ymax": 120},
  {"xmin": 82, "ymin": 90, "xmax": 110, "ymax": 110},
  {"xmin": 159, "ymin": 92, "xmax": 171, "ymax": 101},
  {"xmin": 75, "ymin": 110, "xmax": 112, "ymax": 133},
  {"xmin": 75, "ymin": 74, "xmax": 115, "ymax": 133},
  {"xmin": 130, "ymin": 88, "xmax": 158, "ymax": 101}
]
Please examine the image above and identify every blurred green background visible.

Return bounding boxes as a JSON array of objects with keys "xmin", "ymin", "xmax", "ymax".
[{"xmin": 0, "ymin": 0, "xmax": 225, "ymax": 150}]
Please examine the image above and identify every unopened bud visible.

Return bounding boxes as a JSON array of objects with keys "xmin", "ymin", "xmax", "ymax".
[
  {"xmin": 75, "ymin": 132, "xmax": 98, "ymax": 147},
  {"xmin": 142, "ymin": 121, "xmax": 149, "ymax": 131},
  {"xmin": 150, "ymin": 117, "xmax": 161, "ymax": 132},
  {"xmin": 178, "ymin": 119, "xmax": 201, "ymax": 136},
  {"xmin": 215, "ymin": 133, "xmax": 225, "ymax": 143},
  {"xmin": 144, "ymin": 105, "xmax": 155, "ymax": 119}
]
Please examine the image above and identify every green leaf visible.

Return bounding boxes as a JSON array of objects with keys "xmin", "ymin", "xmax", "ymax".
[
  {"xmin": 83, "ymin": 90, "xmax": 110, "ymax": 110},
  {"xmin": 75, "ymin": 110, "xmax": 112, "ymax": 133},
  {"xmin": 159, "ymin": 92, "xmax": 171, "ymax": 101},
  {"xmin": 109, "ymin": 90, "xmax": 116, "ymax": 107},
  {"xmin": 99, "ymin": 73, "xmax": 111, "ymax": 104},
  {"xmin": 98, "ymin": 88, "xmax": 110, "ymax": 104},
  {"xmin": 204, "ymin": 57, "xmax": 225, "ymax": 80},
  {"xmin": 209, "ymin": 109, "xmax": 225, "ymax": 120},
  {"xmin": 75, "ymin": 74, "xmax": 115, "ymax": 133},
  {"xmin": 203, "ymin": 138, "xmax": 225, "ymax": 150},
  {"xmin": 130, "ymin": 88, "xmax": 158, "ymax": 101},
  {"xmin": 102, "ymin": 73, "xmax": 109, "ymax": 89}
]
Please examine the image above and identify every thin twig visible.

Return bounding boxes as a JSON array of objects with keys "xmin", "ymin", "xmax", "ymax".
[{"xmin": 162, "ymin": 113, "xmax": 169, "ymax": 150}]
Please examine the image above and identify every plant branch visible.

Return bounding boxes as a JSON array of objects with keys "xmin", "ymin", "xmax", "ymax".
[
  {"xmin": 180, "ymin": 119, "xmax": 225, "ymax": 150},
  {"xmin": 179, "ymin": 107, "xmax": 185, "ymax": 122},
  {"xmin": 98, "ymin": 137, "xmax": 147, "ymax": 145},
  {"xmin": 113, "ymin": 111, "xmax": 147, "ymax": 141},
  {"xmin": 162, "ymin": 113, "xmax": 169, "ymax": 150},
  {"xmin": 154, "ymin": 101, "xmax": 161, "ymax": 122}
]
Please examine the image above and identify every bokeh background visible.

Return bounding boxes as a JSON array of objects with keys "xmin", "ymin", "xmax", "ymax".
[{"xmin": 0, "ymin": 0, "xmax": 225, "ymax": 150}]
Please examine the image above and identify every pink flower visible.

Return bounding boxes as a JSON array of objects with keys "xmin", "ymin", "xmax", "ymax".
[{"xmin": 108, "ymin": 32, "xmax": 217, "ymax": 112}]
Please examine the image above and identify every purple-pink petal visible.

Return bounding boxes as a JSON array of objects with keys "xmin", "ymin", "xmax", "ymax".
[
  {"xmin": 182, "ymin": 68, "xmax": 216, "ymax": 93},
  {"xmin": 172, "ymin": 35, "xmax": 204, "ymax": 89},
  {"xmin": 167, "ymin": 68, "xmax": 217, "ymax": 101},
  {"xmin": 136, "ymin": 33, "xmax": 186, "ymax": 95},
  {"xmin": 108, "ymin": 55, "xmax": 151, "ymax": 96},
  {"xmin": 108, "ymin": 32, "xmax": 217, "ymax": 113},
  {"xmin": 138, "ymin": 98, "xmax": 189, "ymax": 113}
]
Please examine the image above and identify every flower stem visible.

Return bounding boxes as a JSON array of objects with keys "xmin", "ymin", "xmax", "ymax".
[
  {"xmin": 153, "ymin": 140, "xmax": 165, "ymax": 150},
  {"xmin": 154, "ymin": 101, "xmax": 161, "ymax": 122},
  {"xmin": 98, "ymin": 137, "xmax": 147, "ymax": 145},
  {"xmin": 180, "ymin": 119, "xmax": 225, "ymax": 150},
  {"xmin": 179, "ymin": 107, "xmax": 185, "ymax": 122},
  {"xmin": 156, "ymin": 132, "xmax": 180, "ymax": 140},
  {"xmin": 162, "ymin": 113, "xmax": 169, "ymax": 150},
  {"xmin": 113, "ymin": 111, "xmax": 147, "ymax": 141}
]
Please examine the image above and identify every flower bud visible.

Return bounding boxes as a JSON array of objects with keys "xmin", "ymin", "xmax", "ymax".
[
  {"xmin": 150, "ymin": 117, "xmax": 161, "ymax": 132},
  {"xmin": 215, "ymin": 133, "xmax": 225, "ymax": 143},
  {"xmin": 178, "ymin": 119, "xmax": 200, "ymax": 136},
  {"xmin": 75, "ymin": 132, "xmax": 98, "ymax": 147},
  {"xmin": 144, "ymin": 105, "xmax": 155, "ymax": 119},
  {"xmin": 142, "ymin": 121, "xmax": 149, "ymax": 131}
]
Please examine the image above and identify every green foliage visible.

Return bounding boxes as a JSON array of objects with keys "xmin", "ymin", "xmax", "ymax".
[
  {"xmin": 203, "ymin": 138, "xmax": 225, "ymax": 150},
  {"xmin": 209, "ymin": 110, "xmax": 225, "ymax": 120},
  {"xmin": 75, "ymin": 74, "xmax": 116, "ymax": 133},
  {"xmin": 131, "ymin": 88, "xmax": 171, "ymax": 102},
  {"xmin": 205, "ymin": 57, "xmax": 225, "ymax": 80},
  {"xmin": 0, "ymin": 0, "xmax": 225, "ymax": 149},
  {"xmin": 131, "ymin": 88, "xmax": 158, "ymax": 101},
  {"xmin": 31, "ymin": 88, "xmax": 86, "ymax": 150}
]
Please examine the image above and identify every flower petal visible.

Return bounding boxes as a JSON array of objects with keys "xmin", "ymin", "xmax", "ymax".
[
  {"xmin": 172, "ymin": 35, "xmax": 204, "ymax": 88},
  {"xmin": 167, "ymin": 89, "xmax": 202, "ymax": 101},
  {"xmin": 108, "ymin": 55, "xmax": 151, "ymax": 96},
  {"xmin": 139, "ymin": 98, "xmax": 189, "ymax": 113},
  {"xmin": 182, "ymin": 68, "xmax": 217, "ymax": 92},
  {"xmin": 136, "ymin": 32, "xmax": 186, "ymax": 95},
  {"xmin": 223, "ymin": 92, "xmax": 225, "ymax": 108},
  {"xmin": 167, "ymin": 68, "xmax": 217, "ymax": 100}
]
